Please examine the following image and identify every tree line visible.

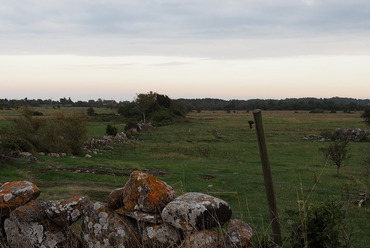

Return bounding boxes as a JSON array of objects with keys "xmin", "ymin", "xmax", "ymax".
[
  {"xmin": 1, "ymin": 96, "xmax": 369, "ymax": 112},
  {"xmin": 179, "ymin": 97, "xmax": 370, "ymax": 112}
]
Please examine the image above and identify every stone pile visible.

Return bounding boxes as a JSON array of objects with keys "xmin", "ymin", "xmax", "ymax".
[
  {"xmin": 1, "ymin": 171, "xmax": 254, "ymax": 248},
  {"xmin": 302, "ymin": 128, "xmax": 370, "ymax": 142}
]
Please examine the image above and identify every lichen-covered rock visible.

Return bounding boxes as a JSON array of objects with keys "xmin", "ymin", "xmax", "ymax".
[
  {"xmin": 116, "ymin": 207, "xmax": 163, "ymax": 224},
  {"xmin": 142, "ymin": 224, "xmax": 181, "ymax": 247},
  {"xmin": 107, "ymin": 187, "xmax": 124, "ymax": 209},
  {"xmin": 162, "ymin": 192, "xmax": 232, "ymax": 231},
  {"xmin": 45, "ymin": 196, "xmax": 90, "ymax": 226},
  {"xmin": 225, "ymin": 219, "xmax": 254, "ymax": 248},
  {"xmin": 117, "ymin": 170, "xmax": 176, "ymax": 213},
  {"xmin": 81, "ymin": 202, "xmax": 140, "ymax": 248},
  {"xmin": 180, "ymin": 230, "xmax": 224, "ymax": 248},
  {"xmin": 0, "ymin": 181, "xmax": 41, "ymax": 217},
  {"xmin": 4, "ymin": 200, "xmax": 80, "ymax": 248}
]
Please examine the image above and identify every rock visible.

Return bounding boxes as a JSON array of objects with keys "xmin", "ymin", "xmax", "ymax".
[
  {"xmin": 4, "ymin": 200, "xmax": 80, "ymax": 248},
  {"xmin": 19, "ymin": 152, "xmax": 32, "ymax": 158},
  {"xmin": 38, "ymin": 152, "xmax": 46, "ymax": 156},
  {"xmin": 28, "ymin": 156, "xmax": 38, "ymax": 164},
  {"xmin": 225, "ymin": 219, "xmax": 254, "ymax": 248},
  {"xmin": 81, "ymin": 202, "xmax": 140, "ymax": 248},
  {"xmin": 142, "ymin": 224, "xmax": 181, "ymax": 247},
  {"xmin": 49, "ymin": 153, "xmax": 60, "ymax": 157},
  {"xmin": 180, "ymin": 230, "xmax": 224, "ymax": 248},
  {"xmin": 85, "ymin": 154, "xmax": 92, "ymax": 158},
  {"xmin": 104, "ymin": 145, "xmax": 114, "ymax": 150},
  {"xmin": 113, "ymin": 170, "xmax": 176, "ymax": 213},
  {"xmin": 162, "ymin": 192, "xmax": 232, "ymax": 231},
  {"xmin": 116, "ymin": 208, "xmax": 163, "ymax": 224},
  {"xmin": 45, "ymin": 196, "xmax": 89, "ymax": 226},
  {"xmin": 0, "ymin": 181, "xmax": 41, "ymax": 217},
  {"xmin": 107, "ymin": 187, "xmax": 125, "ymax": 209}
]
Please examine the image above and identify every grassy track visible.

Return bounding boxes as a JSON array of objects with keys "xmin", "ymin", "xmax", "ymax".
[{"xmin": 1, "ymin": 109, "xmax": 369, "ymax": 246}]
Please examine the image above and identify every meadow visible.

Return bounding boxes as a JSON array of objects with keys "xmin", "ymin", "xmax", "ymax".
[{"xmin": 1, "ymin": 108, "xmax": 369, "ymax": 247}]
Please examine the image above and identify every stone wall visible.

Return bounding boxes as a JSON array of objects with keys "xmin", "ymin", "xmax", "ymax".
[{"xmin": 0, "ymin": 171, "xmax": 253, "ymax": 248}]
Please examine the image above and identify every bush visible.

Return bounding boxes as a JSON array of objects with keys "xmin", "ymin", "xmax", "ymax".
[
  {"xmin": 87, "ymin": 107, "xmax": 95, "ymax": 116},
  {"xmin": 150, "ymin": 109, "xmax": 174, "ymax": 126},
  {"xmin": 2, "ymin": 110, "xmax": 88, "ymax": 156},
  {"xmin": 361, "ymin": 106, "xmax": 370, "ymax": 126},
  {"xmin": 105, "ymin": 124, "xmax": 118, "ymax": 136},
  {"xmin": 320, "ymin": 140, "xmax": 351, "ymax": 174},
  {"xmin": 286, "ymin": 198, "xmax": 352, "ymax": 248}
]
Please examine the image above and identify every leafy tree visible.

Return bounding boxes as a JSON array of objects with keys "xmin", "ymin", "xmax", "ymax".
[
  {"xmin": 320, "ymin": 140, "xmax": 351, "ymax": 174},
  {"xmin": 118, "ymin": 102, "xmax": 141, "ymax": 121},
  {"xmin": 135, "ymin": 91, "xmax": 160, "ymax": 123},
  {"xmin": 361, "ymin": 106, "xmax": 370, "ymax": 126}
]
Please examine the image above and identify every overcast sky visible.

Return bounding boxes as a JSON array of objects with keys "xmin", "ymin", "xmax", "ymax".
[{"xmin": 1, "ymin": 0, "xmax": 369, "ymax": 101}]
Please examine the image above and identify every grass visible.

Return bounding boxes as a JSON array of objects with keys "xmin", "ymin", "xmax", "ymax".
[{"xmin": 1, "ymin": 108, "xmax": 369, "ymax": 247}]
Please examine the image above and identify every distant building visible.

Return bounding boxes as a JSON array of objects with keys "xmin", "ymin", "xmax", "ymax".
[{"xmin": 103, "ymin": 100, "xmax": 117, "ymax": 106}]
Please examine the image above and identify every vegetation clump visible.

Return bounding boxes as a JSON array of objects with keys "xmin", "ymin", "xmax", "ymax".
[
  {"xmin": 361, "ymin": 106, "xmax": 370, "ymax": 126},
  {"xmin": 118, "ymin": 91, "xmax": 188, "ymax": 126},
  {"xmin": 286, "ymin": 197, "xmax": 352, "ymax": 248},
  {"xmin": 105, "ymin": 124, "xmax": 118, "ymax": 136},
  {"xmin": 0, "ymin": 108, "xmax": 87, "ymax": 157},
  {"xmin": 320, "ymin": 140, "xmax": 351, "ymax": 174}
]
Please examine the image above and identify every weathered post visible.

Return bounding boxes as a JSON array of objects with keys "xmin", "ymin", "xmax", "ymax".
[{"xmin": 253, "ymin": 109, "xmax": 282, "ymax": 246}]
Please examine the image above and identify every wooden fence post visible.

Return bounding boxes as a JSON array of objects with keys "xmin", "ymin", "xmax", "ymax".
[{"xmin": 253, "ymin": 109, "xmax": 282, "ymax": 246}]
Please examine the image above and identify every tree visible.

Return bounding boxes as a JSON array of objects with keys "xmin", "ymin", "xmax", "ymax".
[
  {"xmin": 361, "ymin": 106, "xmax": 370, "ymax": 126},
  {"xmin": 320, "ymin": 140, "xmax": 351, "ymax": 174},
  {"xmin": 135, "ymin": 91, "xmax": 159, "ymax": 123}
]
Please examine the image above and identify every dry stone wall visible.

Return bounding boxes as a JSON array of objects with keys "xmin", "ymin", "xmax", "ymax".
[{"xmin": 0, "ymin": 171, "xmax": 254, "ymax": 248}]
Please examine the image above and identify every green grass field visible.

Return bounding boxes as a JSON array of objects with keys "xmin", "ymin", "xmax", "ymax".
[{"xmin": 1, "ymin": 108, "xmax": 369, "ymax": 247}]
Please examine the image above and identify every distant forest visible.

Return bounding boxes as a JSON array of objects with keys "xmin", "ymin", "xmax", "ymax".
[
  {"xmin": 178, "ymin": 97, "xmax": 370, "ymax": 112},
  {"xmin": 0, "ymin": 96, "xmax": 369, "ymax": 112}
]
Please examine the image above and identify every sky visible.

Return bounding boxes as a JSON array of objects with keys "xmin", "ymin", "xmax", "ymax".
[{"xmin": 0, "ymin": 0, "xmax": 369, "ymax": 101}]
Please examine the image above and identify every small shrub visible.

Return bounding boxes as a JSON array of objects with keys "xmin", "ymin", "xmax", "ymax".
[
  {"xmin": 320, "ymin": 140, "xmax": 351, "ymax": 174},
  {"xmin": 286, "ymin": 197, "xmax": 352, "ymax": 248},
  {"xmin": 87, "ymin": 107, "xmax": 95, "ymax": 116},
  {"xmin": 105, "ymin": 124, "xmax": 118, "ymax": 136},
  {"xmin": 361, "ymin": 106, "xmax": 370, "ymax": 126},
  {"xmin": 32, "ymin": 111, "xmax": 44, "ymax": 116}
]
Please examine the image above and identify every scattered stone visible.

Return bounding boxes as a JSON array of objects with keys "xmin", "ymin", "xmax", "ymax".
[
  {"xmin": 84, "ymin": 154, "xmax": 92, "ymax": 158},
  {"xmin": 119, "ymin": 170, "xmax": 176, "ymax": 213},
  {"xmin": 162, "ymin": 192, "xmax": 232, "ymax": 231},
  {"xmin": 225, "ymin": 219, "xmax": 254, "ymax": 248},
  {"xmin": 0, "ymin": 181, "xmax": 41, "ymax": 217},
  {"xmin": 19, "ymin": 152, "xmax": 33, "ymax": 158},
  {"xmin": 37, "ymin": 152, "xmax": 46, "ymax": 156},
  {"xmin": 28, "ymin": 156, "xmax": 38, "ymax": 164},
  {"xmin": 49, "ymin": 153, "xmax": 60, "ymax": 157}
]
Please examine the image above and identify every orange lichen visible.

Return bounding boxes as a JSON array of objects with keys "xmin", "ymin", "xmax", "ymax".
[{"xmin": 122, "ymin": 171, "xmax": 174, "ymax": 212}]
